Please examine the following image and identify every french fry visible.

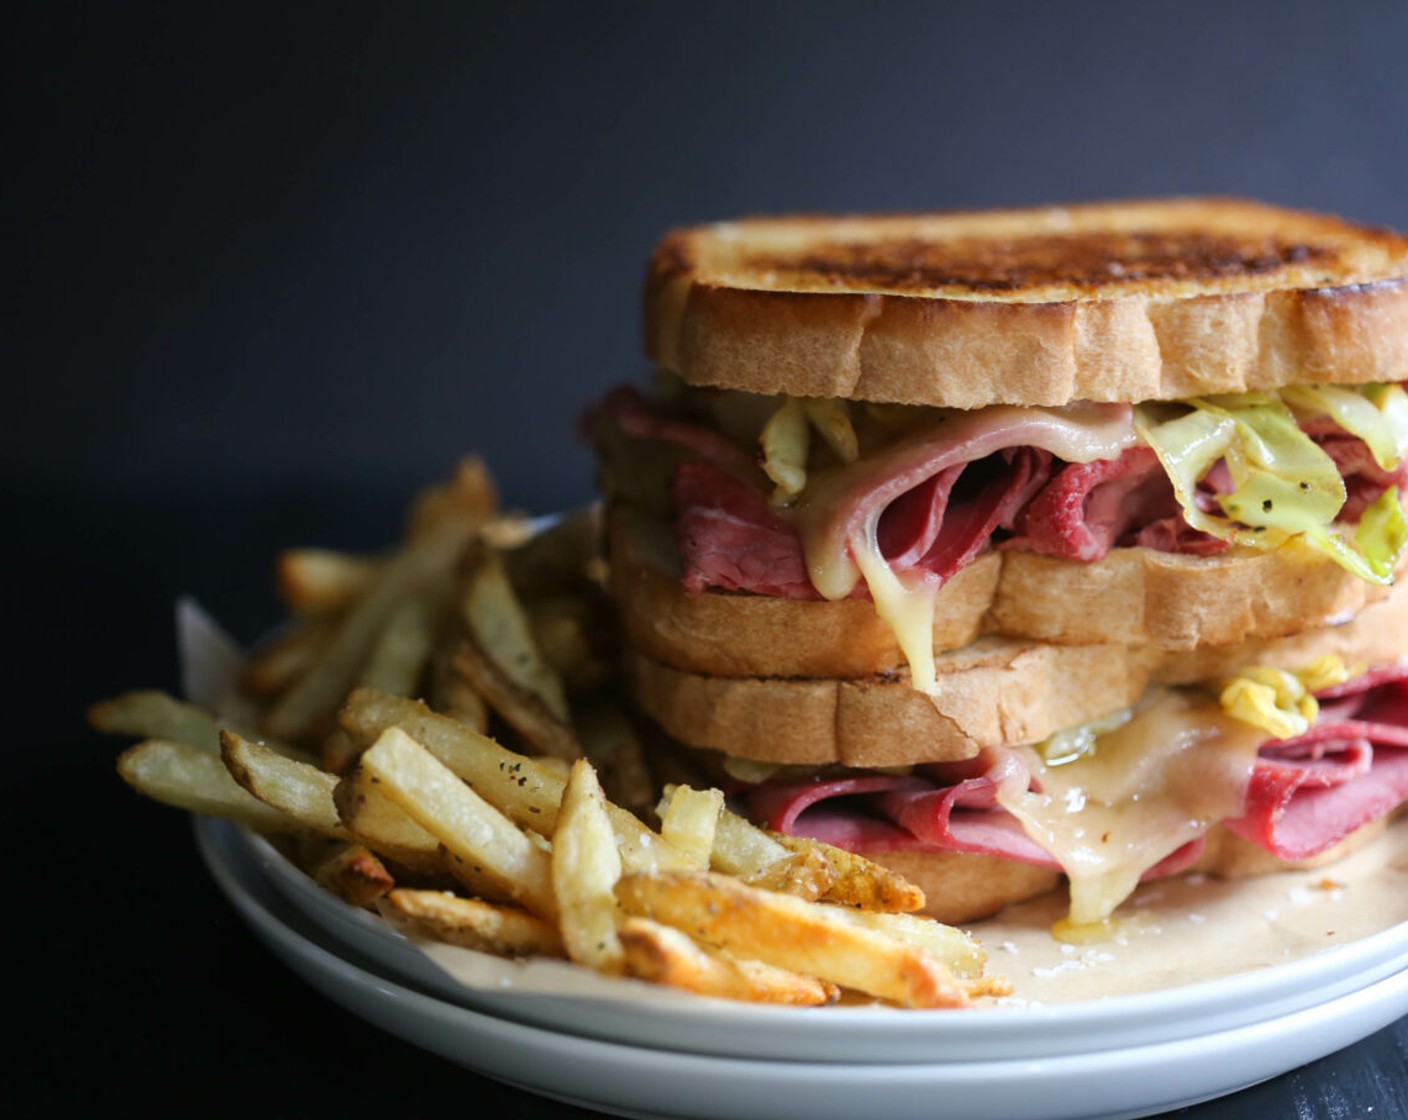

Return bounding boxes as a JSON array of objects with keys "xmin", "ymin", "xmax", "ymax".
[
  {"xmin": 527, "ymin": 595, "xmax": 613, "ymax": 692},
  {"xmin": 378, "ymin": 889, "xmax": 565, "ymax": 958},
  {"xmin": 406, "ymin": 459, "xmax": 498, "ymax": 543},
  {"xmin": 116, "ymin": 740, "xmax": 294, "ymax": 833},
  {"xmin": 770, "ymin": 833, "xmax": 927, "ymax": 913},
  {"xmin": 220, "ymin": 731, "xmax": 348, "ymax": 839},
  {"xmin": 357, "ymin": 726, "xmax": 557, "ymax": 917},
  {"xmin": 574, "ymin": 698, "xmax": 655, "ymax": 817},
  {"xmin": 264, "ymin": 462, "xmax": 494, "ymax": 743},
  {"xmin": 313, "ymin": 844, "xmax": 396, "ymax": 908},
  {"xmin": 659, "ymin": 785, "xmax": 724, "ymax": 869},
  {"xmin": 451, "ymin": 637, "xmax": 583, "ymax": 761},
  {"xmin": 357, "ymin": 584, "xmax": 447, "ymax": 697},
  {"xmin": 331, "ymin": 766, "xmax": 452, "ymax": 878},
  {"xmin": 89, "ymin": 690, "xmax": 232, "ymax": 755},
  {"xmin": 103, "ymin": 455, "xmax": 1013, "ymax": 1010},
  {"xmin": 706, "ymin": 802, "xmax": 794, "ymax": 875},
  {"xmin": 618, "ymin": 917, "xmax": 838, "ymax": 1006},
  {"xmin": 825, "ymin": 909, "xmax": 987, "ymax": 980},
  {"xmin": 426, "ymin": 638, "xmax": 491, "ymax": 734},
  {"xmin": 615, "ymin": 870, "xmax": 971, "ymax": 1009},
  {"xmin": 706, "ymin": 800, "xmax": 925, "ymax": 912},
  {"xmin": 241, "ymin": 620, "xmax": 335, "ymax": 699},
  {"xmin": 740, "ymin": 848, "xmax": 836, "ymax": 902},
  {"xmin": 459, "ymin": 540, "xmax": 569, "ymax": 715},
  {"xmin": 276, "ymin": 550, "xmax": 381, "ymax": 616},
  {"xmin": 338, "ymin": 690, "xmax": 687, "ymax": 872},
  {"xmin": 551, "ymin": 760, "xmax": 624, "ymax": 972},
  {"xmin": 500, "ymin": 506, "xmax": 602, "ymax": 598}
]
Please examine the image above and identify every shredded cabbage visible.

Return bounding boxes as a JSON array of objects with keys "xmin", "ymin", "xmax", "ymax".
[
  {"xmin": 759, "ymin": 397, "xmax": 860, "ymax": 504},
  {"xmin": 1218, "ymin": 656, "xmax": 1349, "ymax": 739},
  {"xmin": 760, "ymin": 398, "xmax": 810, "ymax": 502},
  {"xmin": 1135, "ymin": 391, "xmax": 1403, "ymax": 584}
]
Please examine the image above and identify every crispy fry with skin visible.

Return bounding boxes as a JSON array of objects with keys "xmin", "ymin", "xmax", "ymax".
[
  {"xmin": 221, "ymin": 731, "xmax": 348, "ymax": 839},
  {"xmin": 116, "ymin": 740, "xmax": 295, "ymax": 833},
  {"xmin": 357, "ymin": 727, "xmax": 557, "ymax": 918},
  {"xmin": 705, "ymin": 800, "xmax": 925, "ymax": 912},
  {"xmin": 770, "ymin": 832, "xmax": 927, "ymax": 913},
  {"xmin": 452, "ymin": 636, "xmax": 582, "ymax": 762},
  {"xmin": 615, "ymin": 870, "xmax": 971, "ymax": 1009},
  {"xmin": 618, "ymin": 918, "xmax": 839, "ymax": 1006},
  {"xmin": 314, "ymin": 844, "xmax": 396, "ymax": 908},
  {"xmin": 739, "ymin": 848, "xmax": 836, "ymax": 902},
  {"xmin": 552, "ymin": 760, "xmax": 624, "ymax": 972},
  {"xmin": 378, "ymin": 889, "xmax": 565, "ymax": 958}
]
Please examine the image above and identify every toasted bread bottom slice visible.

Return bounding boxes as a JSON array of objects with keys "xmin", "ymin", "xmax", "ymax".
[
  {"xmin": 610, "ymin": 509, "xmax": 1398, "ymax": 679},
  {"xmin": 624, "ymin": 578, "xmax": 1408, "ymax": 767}
]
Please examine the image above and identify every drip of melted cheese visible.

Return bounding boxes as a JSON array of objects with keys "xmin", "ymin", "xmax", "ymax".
[
  {"xmin": 792, "ymin": 403, "xmax": 1137, "ymax": 692},
  {"xmin": 996, "ymin": 689, "xmax": 1267, "ymax": 930}
]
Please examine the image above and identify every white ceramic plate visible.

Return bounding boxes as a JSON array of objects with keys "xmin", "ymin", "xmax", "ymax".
[
  {"xmin": 198, "ymin": 815, "xmax": 1408, "ymax": 1120},
  {"xmin": 224, "ymin": 819, "xmax": 1408, "ymax": 1064}
]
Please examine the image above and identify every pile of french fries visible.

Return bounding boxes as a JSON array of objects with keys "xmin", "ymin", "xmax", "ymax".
[{"xmin": 91, "ymin": 460, "xmax": 1008, "ymax": 1009}]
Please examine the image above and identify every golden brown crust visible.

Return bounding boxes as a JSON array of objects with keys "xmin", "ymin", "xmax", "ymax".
[
  {"xmin": 609, "ymin": 509, "xmax": 1398, "ymax": 677},
  {"xmin": 647, "ymin": 199, "xmax": 1408, "ymax": 408}
]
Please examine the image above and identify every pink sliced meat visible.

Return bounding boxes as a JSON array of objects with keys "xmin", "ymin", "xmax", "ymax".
[
  {"xmin": 1221, "ymin": 666, "xmax": 1408, "ymax": 860},
  {"xmin": 672, "ymin": 462, "xmax": 817, "ymax": 597},
  {"xmin": 585, "ymin": 385, "xmax": 763, "ymax": 484},
  {"xmin": 1311, "ymin": 428, "xmax": 1408, "ymax": 522},
  {"xmin": 739, "ymin": 667, "xmax": 1408, "ymax": 874},
  {"xmin": 1009, "ymin": 446, "xmax": 1229, "ymax": 559}
]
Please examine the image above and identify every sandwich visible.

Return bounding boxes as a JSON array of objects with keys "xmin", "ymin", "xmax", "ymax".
[{"xmin": 585, "ymin": 198, "xmax": 1408, "ymax": 935}]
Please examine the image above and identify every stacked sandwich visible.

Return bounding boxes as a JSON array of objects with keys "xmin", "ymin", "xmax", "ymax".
[{"xmin": 586, "ymin": 198, "xmax": 1408, "ymax": 935}]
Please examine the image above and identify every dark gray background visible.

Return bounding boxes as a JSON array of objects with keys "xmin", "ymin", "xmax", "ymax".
[
  {"xmin": 14, "ymin": 1, "xmax": 1408, "ymax": 519},
  {"xmin": 10, "ymin": 4, "xmax": 1408, "ymax": 1117}
]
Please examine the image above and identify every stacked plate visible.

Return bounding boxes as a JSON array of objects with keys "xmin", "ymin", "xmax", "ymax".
[{"xmin": 197, "ymin": 818, "xmax": 1408, "ymax": 1120}]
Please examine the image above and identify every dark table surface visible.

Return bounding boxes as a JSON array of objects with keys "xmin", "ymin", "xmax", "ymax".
[{"xmin": 16, "ymin": 490, "xmax": 1407, "ymax": 1119}]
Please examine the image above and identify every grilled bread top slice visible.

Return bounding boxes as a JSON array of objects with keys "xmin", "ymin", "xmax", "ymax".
[{"xmin": 646, "ymin": 198, "xmax": 1408, "ymax": 408}]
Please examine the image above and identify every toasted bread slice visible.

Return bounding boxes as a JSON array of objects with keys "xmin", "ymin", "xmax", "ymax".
[
  {"xmin": 647, "ymin": 198, "xmax": 1408, "ymax": 408},
  {"xmin": 624, "ymin": 576, "xmax": 1408, "ymax": 767},
  {"xmin": 609, "ymin": 508, "xmax": 1398, "ymax": 678}
]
